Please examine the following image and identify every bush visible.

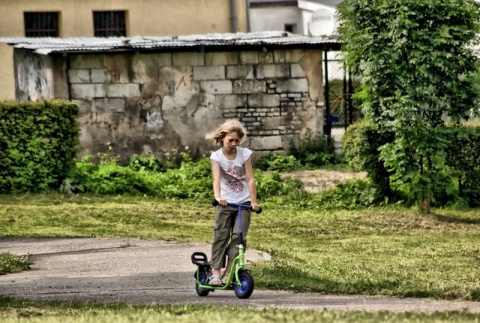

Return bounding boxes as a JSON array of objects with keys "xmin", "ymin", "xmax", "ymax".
[
  {"xmin": 256, "ymin": 154, "xmax": 302, "ymax": 172},
  {"xmin": 63, "ymin": 152, "xmax": 306, "ymax": 201},
  {"xmin": 309, "ymin": 179, "xmax": 385, "ymax": 210},
  {"xmin": 0, "ymin": 100, "xmax": 79, "ymax": 193},
  {"xmin": 290, "ymin": 130, "xmax": 338, "ymax": 168},
  {"xmin": 445, "ymin": 125, "xmax": 480, "ymax": 207},
  {"xmin": 342, "ymin": 121, "xmax": 394, "ymax": 197},
  {"xmin": 342, "ymin": 121, "xmax": 480, "ymax": 208},
  {"xmin": 254, "ymin": 170, "xmax": 305, "ymax": 200},
  {"xmin": 129, "ymin": 154, "xmax": 165, "ymax": 172}
]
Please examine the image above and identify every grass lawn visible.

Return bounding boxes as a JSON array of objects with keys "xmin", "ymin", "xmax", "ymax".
[
  {"xmin": 1, "ymin": 194, "xmax": 480, "ymax": 321},
  {"xmin": 1, "ymin": 194, "xmax": 480, "ymax": 300},
  {"xmin": 0, "ymin": 297, "xmax": 479, "ymax": 323}
]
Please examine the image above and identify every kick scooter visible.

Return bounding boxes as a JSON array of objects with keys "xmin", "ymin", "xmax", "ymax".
[{"xmin": 191, "ymin": 199, "xmax": 262, "ymax": 299}]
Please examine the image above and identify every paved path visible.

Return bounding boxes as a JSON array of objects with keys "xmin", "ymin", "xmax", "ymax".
[{"xmin": 1, "ymin": 237, "xmax": 480, "ymax": 313}]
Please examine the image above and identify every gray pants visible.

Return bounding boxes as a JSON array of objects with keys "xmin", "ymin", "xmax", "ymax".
[{"xmin": 210, "ymin": 204, "xmax": 251, "ymax": 269}]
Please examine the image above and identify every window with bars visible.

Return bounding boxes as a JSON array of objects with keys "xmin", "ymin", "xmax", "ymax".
[
  {"xmin": 93, "ymin": 11, "xmax": 127, "ymax": 37},
  {"xmin": 24, "ymin": 12, "xmax": 59, "ymax": 37}
]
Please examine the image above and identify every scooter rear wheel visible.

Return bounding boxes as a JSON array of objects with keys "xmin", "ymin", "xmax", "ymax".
[
  {"xmin": 195, "ymin": 270, "xmax": 210, "ymax": 297},
  {"xmin": 234, "ymin": 271, "xmax": 254, "ymax": 299}
]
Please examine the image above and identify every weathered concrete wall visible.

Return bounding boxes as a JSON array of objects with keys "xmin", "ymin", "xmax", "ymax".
[
  {"xmin": 14, "ymin": 49, "xmax": 54, "ymax": 101},
  {"xmin": 16, "ymin": 48, "xmax": 325, "ymax": 162}
]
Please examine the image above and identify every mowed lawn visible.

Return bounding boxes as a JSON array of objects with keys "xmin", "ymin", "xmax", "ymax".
[{"xmin": 1, "ymin": 194, "xmax": 480, "ymax": 301}]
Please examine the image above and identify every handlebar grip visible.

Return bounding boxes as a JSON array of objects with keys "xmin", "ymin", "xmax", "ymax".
[{"xmin": 212, "ymin": 199, "xmax": 262, "ymax": 214}]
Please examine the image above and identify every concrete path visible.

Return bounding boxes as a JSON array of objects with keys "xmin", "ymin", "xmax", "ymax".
[{"xmin": 1, "ymin": 237, "xmax": 479, "ymax": 313}]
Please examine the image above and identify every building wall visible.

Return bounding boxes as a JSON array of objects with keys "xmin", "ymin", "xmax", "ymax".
[
  {"xmin": 14, "ymin": 49, "xmax": 54, "ymax": 101},
  {"xmin": 249, "ymin": 6, "xmax": 303, "ymax": 34},
  {"xmin": 14, "ymin": 48, "xmax": 325, "ymax": 162},
  {"xmin": 0, "ymin": 44, "xmax": 15, "ymax": 101},
  {"xmin": 249, "ymin": 1, "xmax": 339, "ymax": 36},
  {"xmin": 0, "ymin": 0, "xmax": 248, "ymax": 100},
  {"xmin": 0, "ymin": 0, "xmax": 247, "ymax": 37}
]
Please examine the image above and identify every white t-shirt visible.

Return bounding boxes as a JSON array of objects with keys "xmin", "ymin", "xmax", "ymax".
[{"xmin": 210, "ymin": 146, "xmax": 252, "ymax": 204}]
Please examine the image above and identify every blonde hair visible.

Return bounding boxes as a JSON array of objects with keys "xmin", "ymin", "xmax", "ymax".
[{"xmin": 205, "ymin": 119, "xmax": 247, "ymax": 146}]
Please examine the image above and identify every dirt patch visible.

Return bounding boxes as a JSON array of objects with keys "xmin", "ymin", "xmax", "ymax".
[{"xmin": 281, "ymin": 169, "xmax": 366, "ymax": 193}]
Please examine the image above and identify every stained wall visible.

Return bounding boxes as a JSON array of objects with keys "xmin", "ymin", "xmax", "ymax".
[{"xmin": 14, "ymin": 48, "xmax": 325, "ymax": 162}]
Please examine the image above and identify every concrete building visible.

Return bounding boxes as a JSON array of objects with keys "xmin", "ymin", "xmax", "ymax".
[
  {"xmin": 1, "ymin": 32, "xmax": 340, "ymax": 162},
  {"xmin": 249, "ymin": 0, "xmax": 342, "ymax": 36},
  {"xmin": 0, "ymin": 0, "xmax": 249, "ymax": 100}
]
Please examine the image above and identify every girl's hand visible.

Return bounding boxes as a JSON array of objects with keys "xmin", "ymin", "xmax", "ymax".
[
  {"xmin": 251, "ymin": 203, "xmax": 260, "ymax": 212},
  {"xmin": 216, "ymin": 198, "xmax": 227, "ymax": 206}
]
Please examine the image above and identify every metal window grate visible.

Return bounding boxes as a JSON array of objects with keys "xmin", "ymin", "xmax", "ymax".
[
  {"xmin": 323, "ymin": 51, "xmax": 363, "ymax": 133},
  {"xmin": 24, "ymin": 12, "xmax": 59, "ymax": 37},
  {"xmin": 93, "ymin": 11, "xmax": 126, "ymax": 37}
]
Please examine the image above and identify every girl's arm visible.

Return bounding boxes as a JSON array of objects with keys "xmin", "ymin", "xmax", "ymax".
[
  {"xmin": 244, "ymin": 157, "xmax": 259, "ymax": 211},
  {"xmin": 211, "ymin": 160, "xmax": 226, "ymax": 206}
]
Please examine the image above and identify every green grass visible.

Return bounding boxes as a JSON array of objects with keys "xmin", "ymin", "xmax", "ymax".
[
  {"xmin": 2, "ymin": 194, "xmax": 480, "ymax": 321},
  {"xmin": 0, "ymin": 253, "xmax": 31, "ymax": 275},
  {"xmin": 252, "ymin": 206, "xmax": 480, "ymax": 299},
  {"xmin": 0, "ymin": 297, "xmax": 479, "ymax": 323},
  {"xmin": 1, "ymin": 194, "xmax": 480, "ymax": 302},
  {"xmin": 0, "ymin": 194, "xmax": 212, "ymax": 242}
]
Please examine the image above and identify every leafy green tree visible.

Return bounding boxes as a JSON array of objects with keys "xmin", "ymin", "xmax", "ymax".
[{"xmin": 338, "ymin": 0, "xmax": 480, "ymax": 213}]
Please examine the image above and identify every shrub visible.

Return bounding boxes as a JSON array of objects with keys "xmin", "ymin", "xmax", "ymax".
[
  {"xmin": 254, "ymin": 170, "xmax": 303, "ymax": 200},
  {"xmin": 342, "ymin": 121, "xmax": 394, "ymax": 197},
  {"xmin": 290, "ymin": 130, "xmax": 338, "ymax": 168},
  {"xmin": 342, "ymin": 121, "xmax": 480, "ymax": 208},
  {"xmin": 0, "ymin": 100, "xmax": 79, "ymax": 193},
  {"xmin": 128, "ymin": 154, "xmax": 165, "ymax": 172},
  {"xmin": 255, "ymin": 154, "xmax": 302, "ymax": 172},
  {"xmin": 309, "ymin": 179, "xmax": 385, "ymax": 210},
  {"xmin": 445, "ymin": 125, "xmax": 480, "ymax": 207},
  {"xmin": 63, "ymin": 152, "xmax": 305, "ymax": 201}
]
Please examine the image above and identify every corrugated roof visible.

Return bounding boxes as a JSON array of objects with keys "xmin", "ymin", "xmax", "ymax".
[{"xmin": 0, "ymin": 31, "xmax": 340, "ymax": 55}]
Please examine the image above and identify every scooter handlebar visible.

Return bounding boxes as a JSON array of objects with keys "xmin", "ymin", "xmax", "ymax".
[{"xmin": 212, "ymin": 199, "xmax": 262, "ymax": 214}]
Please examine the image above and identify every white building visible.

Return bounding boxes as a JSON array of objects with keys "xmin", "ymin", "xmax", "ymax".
[{"xmin": 249, "ymin": 0, "xmax": 342, "ymax": 36}]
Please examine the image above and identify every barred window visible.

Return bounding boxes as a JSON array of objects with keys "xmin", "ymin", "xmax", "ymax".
[
  {"xmin": 93, "ymin": 11, "xmax": 127, "ymax": 37},
  {"xmin": 24, "ymin": 12, "xmax": 59, "ymax": 37}
]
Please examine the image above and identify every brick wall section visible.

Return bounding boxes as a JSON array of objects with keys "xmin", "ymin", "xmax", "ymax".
[{"xmin": 63, "ymin": 49, "xmax": 324, "ymax": 160}]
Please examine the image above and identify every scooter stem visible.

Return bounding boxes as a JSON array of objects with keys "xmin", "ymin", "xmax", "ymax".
[{"xmin": 237, "ymin": 245, "xmax": 245, "ymax": 266}]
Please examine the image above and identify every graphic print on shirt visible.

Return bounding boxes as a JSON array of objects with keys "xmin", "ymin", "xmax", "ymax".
[{"xmin": 224, "ymin": 165, "xmax": 245, "ymax": 192}]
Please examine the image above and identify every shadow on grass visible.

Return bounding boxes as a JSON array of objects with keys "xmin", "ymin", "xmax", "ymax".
[
  {"xmin": 254, "ymin": 262, "xmax": 418, "ymax": 296},
  {"xmin": 432, "ymin": 213, "xmax": 480, "ymax": 225}
]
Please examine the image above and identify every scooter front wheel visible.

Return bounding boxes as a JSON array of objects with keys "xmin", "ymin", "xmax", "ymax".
[
  {"xmin": 234, "ymin": 270, "xmax": 254, "ymax": 299},
  {"xmin": 195, "ymin": 270, "xmax": 210, "ymax": 297}
]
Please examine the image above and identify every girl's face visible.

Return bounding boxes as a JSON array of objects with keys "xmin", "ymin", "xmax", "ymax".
[{"xmin": 222, "ymin": 132, "xmax": 241, "ymax": 151}]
